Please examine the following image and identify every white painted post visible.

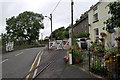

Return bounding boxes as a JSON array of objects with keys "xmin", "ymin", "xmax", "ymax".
[
  {"xmin": 69, "ymin": 38, "xmax": 72, "ymax": 46},
  {"xmin": 49, "ymin": 41, "xmax": 51, "ymax": 49},
  {"xmin": 68, "ymin": 23, "xmax": 73, "ymax": 65},
  {"xmin": 69, "ymin": 28, "xmax": 72, "ymax": 46},
  {"xmin": 69, "ymin": 53, "xmax": 72, "ymax": 64},
  {"xmin": 87, "ymin": 40, "xmax": 91, "ymax": 50}
]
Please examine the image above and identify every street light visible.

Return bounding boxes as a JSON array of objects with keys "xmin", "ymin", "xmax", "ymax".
[
  {"xmin": 45, "ymin": 14, "xmax": 53, "ymax": 50},
  {"xmin": 45, "ymin": 14, "xmax": 52, "ymax": 40}
]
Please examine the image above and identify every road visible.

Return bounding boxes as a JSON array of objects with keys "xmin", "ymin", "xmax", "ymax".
[
  {"xmin": 1, "ymin": 47, "xmax": 100, "ymax": 79},
  {"xmin": 1, "ymin": 47, "xmax": 44, "ymax": 78},
  {"xmin": 34, "ymin": 50, "xmax": 98, "ymax": 79}
]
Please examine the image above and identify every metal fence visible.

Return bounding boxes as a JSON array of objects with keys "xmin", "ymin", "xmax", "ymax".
[{"xmin": 89, "ymin": 51, "xmax": 120, "ymax": 79}]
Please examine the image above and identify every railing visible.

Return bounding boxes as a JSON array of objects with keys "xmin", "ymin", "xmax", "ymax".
[{"xmin": 89, "ymin": 51, "xmax": 120, "ymax": 79}]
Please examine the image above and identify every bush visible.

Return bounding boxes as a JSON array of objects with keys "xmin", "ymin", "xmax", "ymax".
[
  {"xmin": 74, "ymin": 32, "xmax": 89, "ymax": 38},
  {"xmin": 73, "ymin": 41, "xmax": 84, "ymax": 63},
  {"xmin": 100, "ymin": 32, "xmax": 107, "ymax": 37},
  {"xmin": 90, "ymin": 43, "xmax": 105, "ymax": 52},
  {"xmin": 106, "ymin": 47, "xmax": 118, "ymax": 57}
]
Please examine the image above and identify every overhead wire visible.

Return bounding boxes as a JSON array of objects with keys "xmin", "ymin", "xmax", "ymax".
[
  {"xmin": 43, "ymin": 0, "xmax": 62, "ymax": 39},
  {"xmin": 51, "ymin": 0, "xmax": 62, "ymax": 14}
]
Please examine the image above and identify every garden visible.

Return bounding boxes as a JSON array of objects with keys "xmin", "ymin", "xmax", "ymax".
[
  {"xmin": 64, "ymin": 42, "xmax": 85, "ymax": 64},
  {"xmin": 89, "ymin": 36, "xmax": 120, "ymax": 79},
  {"xmin": 64, "ymin": 32, "xmax": 120, "ymax": 79}
]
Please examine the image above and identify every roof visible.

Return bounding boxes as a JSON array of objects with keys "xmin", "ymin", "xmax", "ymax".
[
  {"xmin": 74, "ymin": 0, "xmax": 101, "ymax": 27},
  {"xmin": 75, "ymin": 12, "xmax": 88, "ymax": 27},
  {"xmin": 87, "ymin": 2, "xmax": 100, "ymax": 12}
]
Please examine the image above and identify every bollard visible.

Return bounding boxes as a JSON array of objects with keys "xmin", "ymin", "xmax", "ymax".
[{"xmin": 69, "ymin": 53, "xmax": 72, "ymax": 64}]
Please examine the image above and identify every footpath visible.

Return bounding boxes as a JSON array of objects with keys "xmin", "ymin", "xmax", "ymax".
[{"xmin": 34, "ymin": 49, "xmax": 103, "ymax": 79}]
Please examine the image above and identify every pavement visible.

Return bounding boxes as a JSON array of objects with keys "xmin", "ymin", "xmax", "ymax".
[{"xmin": 34, "ymin": 49, "xmax": 103, "ymax": 79}]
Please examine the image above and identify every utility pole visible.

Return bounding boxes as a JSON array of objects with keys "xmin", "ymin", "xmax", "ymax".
[
  {"xmin": 69, "ymin": 0, "xmax": 74, "ymax": 65},
  {"xmin": 50, "ymin": 14, "xmax": 52, "ymax": 40},
  {"xmin": 71, "ymin": 0, "xmax": 74, "ymax": 46}
]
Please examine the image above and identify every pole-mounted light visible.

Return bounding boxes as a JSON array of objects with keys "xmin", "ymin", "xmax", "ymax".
[{"xmin": 44, "ymin": 14, "xmax": 52, "ymax": 40}]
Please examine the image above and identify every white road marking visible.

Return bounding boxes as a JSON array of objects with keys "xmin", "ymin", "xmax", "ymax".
[
  {"xmin": 15, "ymin": 52, "xmax": 23, "ymax": 56},
  {"xmin": 0, "ymin": 59, "xmax": 8, "ymax": 64},
  {"xmin": 32, "ymin": 51, "xmax": 43, "ymax": 78}
]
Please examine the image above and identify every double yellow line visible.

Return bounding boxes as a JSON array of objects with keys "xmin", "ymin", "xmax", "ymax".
[{"xmin": 25, "ymin": 49, "xmax": 43, "ymax": 80}]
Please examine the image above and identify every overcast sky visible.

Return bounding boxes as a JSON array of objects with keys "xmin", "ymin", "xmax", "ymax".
[{"xmin": 0, "ymin": 0, "xmax": 100, "ymax": 39}]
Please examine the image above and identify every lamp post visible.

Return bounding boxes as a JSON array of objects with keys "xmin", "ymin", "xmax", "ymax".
[
  {"xmin": 45, "ymin": 14, "xmax": 53, "ymax": 40},
  {"xmin": 45, "ymin": 14, "xmax": 53, "ymax": 50}
]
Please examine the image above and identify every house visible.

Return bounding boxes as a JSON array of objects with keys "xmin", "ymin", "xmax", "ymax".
[
  {"xmin": 88, "ymin": 0, "xmax": 119, "ymax": 49},
  {"xmin": 73, "ymin": 11, "xmax": 89, "ymax": 37}
]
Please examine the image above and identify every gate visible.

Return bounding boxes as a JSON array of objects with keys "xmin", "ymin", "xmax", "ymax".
[{"xmin": 48, "ymin": 40, "xmax": 69, "ymax": 50}]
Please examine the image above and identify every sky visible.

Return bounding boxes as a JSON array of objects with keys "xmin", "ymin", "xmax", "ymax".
[{"xmin": 0, "ymin": 0, "xmax": 101, "ymax": 39}]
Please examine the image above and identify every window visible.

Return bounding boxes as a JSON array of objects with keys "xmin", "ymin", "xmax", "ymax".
[
  {"xmin": 80, "ymin": 39, "xmax": 86, "ymax": 41},
  {"xmin": 110, "ymin": 33, "xmax": 115, "ymax": 47},
  {"xmin": 94, "ymin": 13, "xmax": 98, "ymax": 21},
  {"xmin": 94, "ymin": 28, "xmax": 99, "ymax": 36},
  {"xmin": 93, "ymin": 6, "xmax": 98, "ymax": 22}
]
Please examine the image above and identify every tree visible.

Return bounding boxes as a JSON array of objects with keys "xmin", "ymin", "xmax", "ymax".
[
  {"xmin": 104, "ymin": 1, "xmax": 120, "ymax": 54},
  {"xmin": 1, "ymin": 33, "xmax": 9, "ymax": 47},
  {"xmin": 63, "ymin": 30, "xmax": 69, "ymax": 39},
  {"xmin": 104, "ymin": 1, "xmax": 120, "ymax": 30},
  {"xmin": 0, "ymin": 34, "xmax": 2, "ymax": 48},
  {"xmin": 50, "ymin": 27, "xmax": 69, "ymax": 40},
  {"xmin": 74, "ymin": 32, "xmax": 89, "ymax": 38},
  {"xmin": 6, "ymin": 11, "xmax": 44, "ymax": 45}
]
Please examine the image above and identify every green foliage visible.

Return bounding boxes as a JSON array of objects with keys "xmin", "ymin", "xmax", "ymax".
[
  {"xmin": 106, "ymin": 47, "xmax": 118, "ymax": 57},
  {"xmin": 6, "ymin": 11, "xmax": 44, "ymax": 45},
  {"xmin": 1, "ymin": 33, "xmax": 9, "ymax": 42},
  {"xmin": 63, "ymin": 30, "xmax": 69, "ymax": 39},
  {"xmin": 50, "ymin": 27, "xmax": 69, "ymax": 40},
  {"xmin": 95, "ymin": 46, "xmax": 105, "ymax": 52},
  {"xmin": 90, "ymin": 43, "xmax": 97, "ymax": 49},
  {"xmin": 0, "ymin": 35, "xmax": 1, "ymax": 48},
  {"xmin": 92, "ymin": 62, "xmax": 107, "ymax": 71},
  {"xmin": 104, "ymin": 1, "xmax": 120, "ymax": 30},
  {"xmin": 38, "ymin": 40, "xmax": 44, "ymax": 44},
  {"xmin": 0, "ymin": 33, "xmax": 9, "ymax": 48},
  {"xmin": 100, "ymin": 32, "xmax": 106, "ymax": 37},
  {"xmin": 73, "ymin": 41, "xmax": 84, "ymax": 60},
  {"xmin": 91, "ymin": 43, "xmax": 105, "ymax": 52},
  {"xmin": 74, "ymin": 32, "xmax": 89, "ymax": 38}
]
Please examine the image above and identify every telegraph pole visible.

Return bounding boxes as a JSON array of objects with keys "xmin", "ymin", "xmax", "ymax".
[
  {"xmin": 50, "ymin": 14, "xmax": 52, "ymax": 40},
  {"xmin": 69, "ymin": 0, "xmax": 74, "ymax": 65},
  {"xmin": 71, "ymin": 0, "xmax": 74, "ymax": 46}
]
